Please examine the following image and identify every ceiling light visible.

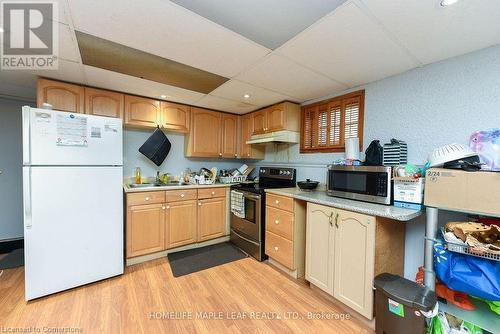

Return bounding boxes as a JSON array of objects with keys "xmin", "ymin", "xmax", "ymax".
[
  {"xmin": 440, "ymin": 0, "xmax": 459, "ymax": 7},
  {"xmin": 243, "ymin": 94, "xmax": 250, "ymax": 99},
  {"xmin": 160, "ymin": 95, "xmax": 167, "ymax": 99}
]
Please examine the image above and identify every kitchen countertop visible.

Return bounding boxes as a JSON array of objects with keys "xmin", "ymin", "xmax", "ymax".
[
  {"xmin": 265, "ymin": 188, "xmax": 422, "ymax": 222},
  {"xmin": 123, "ymin": 182, "xmax": 232, "ymax": 193}
]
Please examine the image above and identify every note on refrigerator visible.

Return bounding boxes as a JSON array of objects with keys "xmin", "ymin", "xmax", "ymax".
[{"xmin": 56, "ymin": 114, "xmax": 88, "ymax": 147}]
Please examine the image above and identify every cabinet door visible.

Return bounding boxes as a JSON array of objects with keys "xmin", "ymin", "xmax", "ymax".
[
  {"xmin": 333, "ymin": 209, "xmax": 376, "ymax": 319},
  {"xmin": 266, "ymin": 104, "xmax": 285, "ymax": 132},
  {"xmin": 160, "ymin": 102, "xmax": 190, "ymax": 133},
  {"xmin": 165, "ymin": 200, "xmax": 197, "ymax": 249},
  {"xmin": 37, "ymin": 78, "xmax": 84, "ymax": 113},
  {"xmin": 221, "ymin": 114, "xmax": 238, "ymax": 158},
  {"xmin": 198, "ymin": 197, "xmax": 226, "ymax": 242},
  {"xmin": 124, "ymin": 95, "xmax": 160, "ymax": 128},
  {"xmin": 85, "ymin": 87, "xmax": 124, "ymax": 118},
  {"xmin": 240, "ymin": 114, "xmax": 265, "ymax": 160},
  {"xmin": 127, "ymin": 204, "xmax": 165, "ymax": 258},
  {"xmin": 187, "ymin": 108, "xmax": 222, "ymax": 157},
  {"xmin": 305, "ymin": 203, "xmax": 335, "ymax": 295},
  {"xmin": 251, "ymin": 109, "xmax": 267, "ymax": 135}
]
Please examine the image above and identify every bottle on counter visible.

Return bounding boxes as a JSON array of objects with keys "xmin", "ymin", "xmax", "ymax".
[{"xmin": 135, "ymin": 167, "xmax": 142, "ymax": 184}]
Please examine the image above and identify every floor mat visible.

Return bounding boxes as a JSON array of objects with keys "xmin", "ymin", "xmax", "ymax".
[
  {"xmin": 167, "ymin": 242, "xmax": 247, "ymax": 277},
  {"xmin": 0, "ymin": 248, "xmax": 24, "ymax": 269}
]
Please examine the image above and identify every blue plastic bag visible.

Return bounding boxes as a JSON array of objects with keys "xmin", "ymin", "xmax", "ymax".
[{"xmin": 434, "ymin": 242, "xmax": 500, "ymax": 301}]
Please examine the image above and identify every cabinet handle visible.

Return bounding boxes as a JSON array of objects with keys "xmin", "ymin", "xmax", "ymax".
[
  {"xmin": 145, "ymin": 197, "xmax": 150, "ymax": 201},
  {"xmin": 275, "ymin": 200, "xmax": 279, "ymax": 205},
  {"xmin": 211, "ymin": 191, "xmax": 215, "ymax": 195},
  {"xmin": 166, "ymin": 206, "xmax": 170, "ymax": 209},
  {"xmin": 274, "ymin": 246, "xmax": 279, "ymax": 251},
  {"xmin": 219, "ymin": 153, "xmax": 222, "ymax": 157},
  {"xmin": 234, "ymin": 153, "xmax": 237, "ymax": 157},
  {"xmin": 198, "ymin": 202, "xmax": 202, "ymax": 206},
  {"xmin": 275, "ymin": 220, "xmax": 279, "ymax": 225},
  {"xmin": 328, "ymin": 212, "xmax": 333, "ymax": 226},
  {"xmin": 335, "ymin": 213, "xmax": 339, "ymax": 228},
  {"xmin": 180, "ymin": 194, "xmax": 185, "ymax": 198},
  {"xmin": 247, "ymin": 153, "xmax": 250, "ymax": 157},
  {"xmin": 162, "ymin": 206, "xmax": 166, "ymax": 210}
]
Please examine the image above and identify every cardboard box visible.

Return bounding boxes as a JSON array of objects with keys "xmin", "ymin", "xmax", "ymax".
[
  {"xmin": 393, "ymin": 177, "xmax": 425, "ymax": 204},
  {"xmin": 424, "ymin": 168, "xmax": 500, "ymax": 216}
]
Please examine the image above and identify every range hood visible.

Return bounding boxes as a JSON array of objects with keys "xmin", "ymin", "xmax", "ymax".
[{"xmin": 246, "ymin": 130, "xmax": 300, "ymax": 144}]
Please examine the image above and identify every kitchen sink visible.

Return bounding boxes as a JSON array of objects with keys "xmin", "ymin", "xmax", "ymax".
[{"xmin": 128, "ymin": 182, "xmax": 189, "ymax": 188}]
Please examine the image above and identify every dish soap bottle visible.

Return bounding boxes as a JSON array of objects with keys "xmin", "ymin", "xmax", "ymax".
[{"xmin": 135, "ymin": 167, "xmax": 142, "ymax": 184}]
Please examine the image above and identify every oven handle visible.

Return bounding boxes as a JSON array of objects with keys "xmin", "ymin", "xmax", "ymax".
[
  {"xmin": 242, "ymin": 193, "xmax": 260, "ymax": 200},
  {"xmin": 231, "ymin": 228, "xmax": 260, "ymax": 246}
]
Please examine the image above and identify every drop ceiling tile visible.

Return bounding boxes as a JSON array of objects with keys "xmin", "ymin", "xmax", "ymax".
[
  {"xmin": 194, "ymin": 95, "xmax": 258, "ymax": 114},
  {"xmin": 83, "ymin": 65, "xmax": 206, "ymax": 104},
  {"xmin": 277, "ymin": 1, "xmax": 418, "ymax": 87},
  {"xmin": 59, "ymin": 23, "xmax": 81, "ymax": 62},
  {"xmin": 210, "ymin": 80, "xmax": 298, "ymax": 107},
  {"xmin": 35, "ymin": 59, "xmax": 86, "ymax": 84},
  {"xmin": 235, "ymin": 54, "xmax": 347, "ymax": 101},
  {"xmin": 359, "ymin": 0, "xmax": 500, "ymax": 65},
  {"xmin": 68, "ymin": 0, "xmax": 270, "ymax": 78}
]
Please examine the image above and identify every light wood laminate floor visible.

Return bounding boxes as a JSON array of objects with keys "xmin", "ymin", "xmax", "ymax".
[{"xmin": 0, "ymin": 257, "xmax": 373, "ymax": 333}]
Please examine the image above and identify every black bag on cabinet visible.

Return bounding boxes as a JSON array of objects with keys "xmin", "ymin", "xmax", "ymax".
[
  {"xmin": 138, "ymin": 127, "xmax": 171, "ymax": 166},
  {"xmin": 364, "ymin": 140, "xmax": 383, "ymax": 166}
]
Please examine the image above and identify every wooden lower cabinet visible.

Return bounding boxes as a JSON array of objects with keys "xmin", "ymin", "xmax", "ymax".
[
  {"xmin": 165, "ymin": 200, "xmax": 197, "ymax": 249},
  {"xmin": 305, "ymin": 203, "xmax": 403, "ymax": 320},
  {"xmin": 127, "ymin": 203, "xmax": 165, "ymax": 258},
  {"xmin": 198, "ymin": 197, "xmax": 225, "ymax": 242}
]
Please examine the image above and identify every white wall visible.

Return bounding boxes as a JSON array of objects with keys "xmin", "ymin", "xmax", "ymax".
[
  {"xmin": 254, "ymin": 45, "xmax": 500, "ymax": 278},
  {"xmin": 0, "ymin": 98, "xmax": 33, "ymax": 241}
]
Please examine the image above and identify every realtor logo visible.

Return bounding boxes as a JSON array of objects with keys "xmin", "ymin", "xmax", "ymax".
[{"xmin": 1, "ymin": 1, "xmax": 58, "ymax": 69}]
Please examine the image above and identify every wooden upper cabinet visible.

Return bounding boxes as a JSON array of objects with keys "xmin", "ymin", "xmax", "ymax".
[
  {"xmin": 266, "ymin": 104, "xmax": 286, "ymax": 132},
  {"xmin": 240, "ymin": 114, "xmax": 265, "ymax": 160},
  {"xmin": 37, "ymin": 78, "xmax": 84, "ymax": 113},
  {"xmin": 124, "ymin": 95, "xmax": 160, "ymax": 128},
  {"xmin": 251, "ymin": 109, "xmax": 267, "ymax": 135},
  {"xmin": 185, "ymin": 107, "xmax": 222, "ymax": 158},
  {"xmin": 84, "ymin": 87, "xmax": 124, "ymax": 119},
  {"xmin": 251, "ymin": 102, "xmax": 300, "ymax": 135},
  {"xmin": 160, "ymin": 102, "xmax": 190, "ymax": 133},
  {"xmin": 221, "ymin": 114, "xmax": 238, "ymax": 158}
]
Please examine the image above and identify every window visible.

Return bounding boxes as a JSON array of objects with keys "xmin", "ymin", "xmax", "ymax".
[{"xmin": 300, "ymin": 90, "xmax": 364, "ymax": 153}]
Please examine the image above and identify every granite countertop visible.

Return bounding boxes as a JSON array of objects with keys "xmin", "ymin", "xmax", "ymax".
[
  {"xmin": 123, "ymin": 182, "xmax": 232, "ymax": 193},
  {"xmin": 265, "ymin": 188, "xmax": 422, "ymax": 222}
]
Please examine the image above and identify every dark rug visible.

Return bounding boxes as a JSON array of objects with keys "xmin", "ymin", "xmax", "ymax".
[
  {"xmin": 0, "ymin": 248, "xmax": 24, "ymax": 269},
  {"xmin": 167, "ymin": 242, "xmax": 247, "ymax": 277}
]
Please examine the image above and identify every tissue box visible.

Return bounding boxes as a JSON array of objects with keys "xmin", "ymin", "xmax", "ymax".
[{"xmin": 393, "ymin": 177, "xmax": 425, "ymax": 204}]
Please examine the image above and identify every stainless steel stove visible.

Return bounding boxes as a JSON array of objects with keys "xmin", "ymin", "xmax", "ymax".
[{"xmin": 230, "ymin": 167, "xmax": 296, "ymax": 261}]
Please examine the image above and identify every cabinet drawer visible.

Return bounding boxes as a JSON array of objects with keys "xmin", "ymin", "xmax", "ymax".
[
  {"xmin": 265, "ymin": 231, "xmax": 294, "ymax": 270},
  {"xmin": 198, "ymin": 187, "xmax": 226, "ymax": 199},
  {"xmin": 266, "ymin": 194, "xmax": 294, "ymax": 212},
  {"xmin": 266, "ymin": 206, "xmax": 294, "ymax": 241},
  {"xmin": 165, "ymin": 189, "xmax": 197, "ymax": 202},
  {"xmin": 127, "ymin": 191, "xmax": 165, "ymax": 206}
]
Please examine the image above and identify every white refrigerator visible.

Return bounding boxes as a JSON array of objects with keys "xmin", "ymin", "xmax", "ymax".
[{"xmin": 22, "ymin": 106, "xmax": 124, "ymax": 300}]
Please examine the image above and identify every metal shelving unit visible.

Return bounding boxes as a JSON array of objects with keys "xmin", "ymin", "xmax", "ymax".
[{"xmin": 423, "ymin": 206, "xmax": 500, "ymax": 333}]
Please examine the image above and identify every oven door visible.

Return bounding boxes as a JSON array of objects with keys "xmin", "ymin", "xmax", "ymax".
[{"xmin": 230, "ymin": 191, "xmax": 261, "ymax": 241}]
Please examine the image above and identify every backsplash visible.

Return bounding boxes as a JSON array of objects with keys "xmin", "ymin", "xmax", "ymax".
[{"xmin": 123, "ymin": 129, "xmax": 243, "ymax": 179}]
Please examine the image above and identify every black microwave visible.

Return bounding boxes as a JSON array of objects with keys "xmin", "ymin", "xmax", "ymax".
[{"xmin": 326, "ymin": 165, "xmax": 392, "ymax": 205}]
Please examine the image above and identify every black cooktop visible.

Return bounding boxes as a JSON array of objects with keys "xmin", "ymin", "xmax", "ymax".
[{"xmin": 230, "ymin": 167, "xmax": 297, "ymax": 195}]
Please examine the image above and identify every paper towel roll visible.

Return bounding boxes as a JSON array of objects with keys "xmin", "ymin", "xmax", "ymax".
[{"xmin": 345, "ymin": 137, "xmax": 360, "ymax": 160}]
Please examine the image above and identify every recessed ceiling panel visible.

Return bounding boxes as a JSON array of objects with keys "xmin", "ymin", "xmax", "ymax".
[
  {"xmin": 83, "ymin": 65, "xmax": 206, "ymax": 105},
  {"xmin": 171, "ymin": 0, "xmax": 346, "ymax": 49},
  {"xmin": 68, "ymin": 0, "xmax": 270, "ymax": 78},
  {"xmin": 277, "ymin": 1, "xmax": 418, "ymax": 87},
  {"xmin": 76, "ymin": 31, "xmax": 229, "ymax": 94}
]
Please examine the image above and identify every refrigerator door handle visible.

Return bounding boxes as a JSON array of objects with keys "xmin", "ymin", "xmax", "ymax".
[
  {"xmin": 22, "ymin": 106, "xmax": 31, "ymax": 165},
  {"xmin": 23, "ymin": 167, "xmax": 32, "ymax": 229}
]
